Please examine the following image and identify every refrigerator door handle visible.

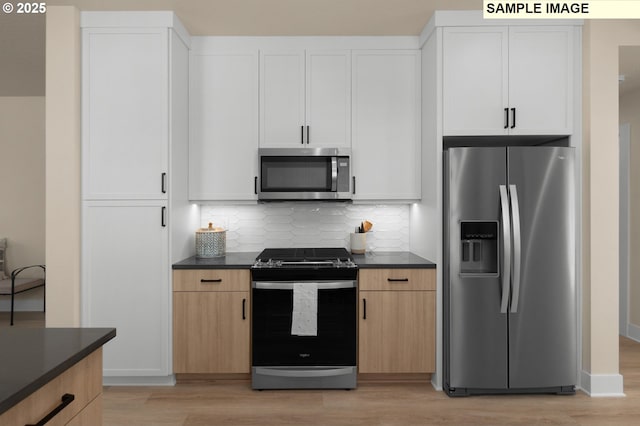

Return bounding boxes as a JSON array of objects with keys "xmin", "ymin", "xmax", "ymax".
[
  {"xmin": 499, "ymin": 185, "xmax": 511, "ymax": 314},
  {"xmin": 509, "ymin": 184, "xmax": 522, "ymax": 313}
]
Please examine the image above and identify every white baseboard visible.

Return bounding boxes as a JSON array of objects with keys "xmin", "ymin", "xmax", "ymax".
[
  {"xmin": 627, "ymin": 323, "xmax": 640, "ymax": 342},
  {"xmin": 102, "ymin": 375, "xmax": 176, "ymax": 386},
  {"xmin": 579, "ymin": 370, "xmax": 625, "ymax": 397}
]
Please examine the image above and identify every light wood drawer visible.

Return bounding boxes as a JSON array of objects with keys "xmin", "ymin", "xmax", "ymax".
[
  {"xmin": 66, "ymin": 394, "xmax": 102, "ymax": 426},
  {"xmin": 0, "ymin": 349, "xmax": 102, "ymax": 426},
  {"xmin": 173, "ymin": 269, "xmax": 250, "ymax": 292},
  {"xmin": 358, "ymin": 268, "xmax": 435, "ymax": 291}
]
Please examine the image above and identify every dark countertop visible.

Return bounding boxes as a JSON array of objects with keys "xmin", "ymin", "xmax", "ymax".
[
  {"xmin": 0, "ymin": 327, "xmax": 116, "ymax": 416},
  {"xmin": 173, "ymin": 251, "xmax": 435, "ymax": 269},
  {"xmin": 352, "ymin": 251, "xmax": 436, "ymax": 268},
  {"xmin": 173, "ymin": 252, "xmax": 260, "ymax": 269}
]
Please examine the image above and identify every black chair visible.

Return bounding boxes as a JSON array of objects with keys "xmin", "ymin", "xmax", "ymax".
[{"xmin": 0, "ymin": 239, "xmax": 46, "ymax": 326}]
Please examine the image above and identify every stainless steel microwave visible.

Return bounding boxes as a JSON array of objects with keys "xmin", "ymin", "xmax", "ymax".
[{"xmin": 258, "ymin": 148, "xmax": 352, "ymax": 201}]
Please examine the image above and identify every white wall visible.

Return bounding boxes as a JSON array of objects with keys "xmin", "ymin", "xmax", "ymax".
[{"xmin": 0, "ymin": 97, "xmax": 45, "ymax": 311}]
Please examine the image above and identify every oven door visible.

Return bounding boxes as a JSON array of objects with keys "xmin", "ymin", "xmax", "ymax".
[{"xmin": 252, "ymin": 280, "xmax": 357, "ymax": 367}]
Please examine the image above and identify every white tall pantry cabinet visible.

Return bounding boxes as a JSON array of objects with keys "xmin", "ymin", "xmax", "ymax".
[{"xmin": 81, "ymin": 12, "xmax": 194, "ymax": 383}]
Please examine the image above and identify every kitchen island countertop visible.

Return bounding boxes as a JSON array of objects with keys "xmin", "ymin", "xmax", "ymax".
[
  {"xmin": 173, "ymin": 251, "xmax": 435, "ymax": 269},
  {"xmin": 0, "ymin": 327, "xmax": 116, "ymax": 415}
]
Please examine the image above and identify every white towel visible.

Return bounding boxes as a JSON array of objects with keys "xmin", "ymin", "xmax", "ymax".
[{"xmin": 291, "ymin": 283, "xmax": 318, "ymax": 336}]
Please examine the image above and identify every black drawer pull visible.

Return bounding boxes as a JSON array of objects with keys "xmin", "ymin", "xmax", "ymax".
[
  {"xmin": 161, "ymin": 172, "xmax": 167, "ymax": 193},
  {"xmin": 387, "ymin": 278, "xmax": 409, "ymax": 282},
  {"xmin": 511, "ymin": 107, "xmax": 516, "ymax": 129},
  {"xmin": 201, "ymin": 279, "xmax": 222, "ymax": 283},
  {"xmin": 363, "ymin": 298, "xmax": 367, "ymax": 320},
  {"xmin": 26, "ymin": 393, "xmax": 75, "ymax": 426},
  {"xmin": 242, "ymin": 298, "xmax": 246, "ymax": 320},
  {"xmin": 504, "ymin": 107, "xmax": 509, "ymax": 129}
]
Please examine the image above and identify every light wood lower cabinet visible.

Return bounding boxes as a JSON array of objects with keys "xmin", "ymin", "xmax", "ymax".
[
  {"xmin": 0, "ymin": 349, "xmax": 103, "ymax": 425},
  {"xmin": 358, "ymin": 268, "xmax": 436, "ymax": 374},
  {"xmin": 173, "ymin": 269, "xmax": 250, "ymax": 374}
]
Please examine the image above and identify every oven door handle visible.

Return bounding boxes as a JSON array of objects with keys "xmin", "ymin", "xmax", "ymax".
[
  {"xmin": 252, "ymin": 281, "xmax": 356, "ymax": 290},
  {"xmin": 254, "ymin": 367, "xmax": 355, "ymax": 378}
]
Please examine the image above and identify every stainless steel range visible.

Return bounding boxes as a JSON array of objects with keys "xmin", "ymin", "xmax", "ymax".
[{"xmin": 251, "ymin": 248, "xmax": 358, "ymax": 390}]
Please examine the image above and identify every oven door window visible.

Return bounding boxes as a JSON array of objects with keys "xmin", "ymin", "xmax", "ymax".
[
  {"xmin": 261, "ymin": 156, "xmax": 332, "ymax": 192},
  {"xmin": 252, "ymin": 284, "xmax": 356, "ymax": 366}
]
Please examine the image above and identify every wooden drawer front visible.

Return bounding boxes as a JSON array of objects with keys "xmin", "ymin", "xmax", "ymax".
[
  {"xmin": 358, "ymin": 268, "xmax": 435, "ymax": 291},
  {"xmin": 173, "ymin": 269, "xmax": 250, "ymax": 292},
  {"xmin": 0, "ymin": 349, "xmax": 102, "ymax": 426},
  {"xmin": 66, "ymin": 394, "xmax": 102, "ymax": 426}
]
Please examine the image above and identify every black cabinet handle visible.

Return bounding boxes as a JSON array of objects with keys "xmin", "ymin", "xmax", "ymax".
[
  {"xmin": 387, "ymin": 278, "xmax": 409, "ymax": 282},
  {"xmin": 242, "ymin": 298, "xmax": 246, "ymax": 320},
  {"xmin": 161, "ymin": 172, "xmax": 167, "ymax": 194},
  {"xmin": 26, "ymin": 393, "xmax": 75, "ymax": 426},
  {"xmin": 161, "ymin": 206, "xmax": 167, "ymax": 227},
  {"xmin": 200, "ymin": 278, "xmax": 222, "ymax": 283},
  {"xmin": 504, "ymin": 107, "xmax": 509, "ymax": 129},
  {"xmin": 511, "ymin": 108, "xmax": 516, "ymax": 129},
  {"xmin": 352, "ymin": 176, "xmax": 356, "ymax": 195},
  {"xmin": 363, "ymin": 298, "xmax": 367, "ymax": 320},
  {"xmin": 254, "ymin": 176, "xmax": 258, "ymax": 195},
  {"xmin": 306, "ymin": 126, "xmax": 310, "ymax": 144},
  {"xmin": 301, "ymin": 125, "xmax": 304, "ymax": 144}
]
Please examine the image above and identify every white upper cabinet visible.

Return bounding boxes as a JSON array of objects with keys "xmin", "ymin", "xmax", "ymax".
[
  {"xmin": 82, "ymin": 28, "xmax": 169, "ymax": 199},
  {"xmin": 351, "ymin": 50, "xmax": 421, "ymax": 201},
  {"xmin": 260, "ymin": 50, "xmax": 351, "ymax": 147},
  {"xmin": 508, "ymin": 26, "xmax": 574, "ymax": 135},
  {"xmin": 189, "ymin": 52, "xmax": 259, "ymax": 201},
  {"xmin": 443, "ymin": 25, "xmax": 574, "ymax": 136}
]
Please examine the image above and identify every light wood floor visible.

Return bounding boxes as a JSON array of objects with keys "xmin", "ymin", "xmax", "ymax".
[{"xmin": 101, "ymin": 337, "xmax": 640, "ymax": 426}]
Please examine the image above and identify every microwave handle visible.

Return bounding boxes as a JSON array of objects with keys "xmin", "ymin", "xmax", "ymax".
[{"xmin": 331, "ymin": 157, "xmax": 338, "ymax": 191}]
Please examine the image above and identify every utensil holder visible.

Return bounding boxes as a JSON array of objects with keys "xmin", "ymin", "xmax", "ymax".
[{"xmin": 350, "ymin": 233, "xmax": 366, "ymax": 254}]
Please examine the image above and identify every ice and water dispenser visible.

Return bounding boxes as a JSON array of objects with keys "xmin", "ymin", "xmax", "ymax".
[{"xmin": 460, "ymin": 221, "xmax": 498, "ymax": 275}]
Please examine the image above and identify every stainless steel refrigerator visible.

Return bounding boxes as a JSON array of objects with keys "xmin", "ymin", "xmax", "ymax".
[{"xmin": 443, "ymin": 146, "xmax": 576, "ymax": 396}]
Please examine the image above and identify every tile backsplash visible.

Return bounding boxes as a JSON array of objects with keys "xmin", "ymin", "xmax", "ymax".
[{"xmin": 200, "ymin": 203, "xmax": 409, "ymax": 252}]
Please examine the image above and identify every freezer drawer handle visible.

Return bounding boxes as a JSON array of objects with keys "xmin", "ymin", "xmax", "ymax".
[
  {"xmin": 387, "ymin": 278, "xmax": 409, "ymax": 282},
  {"xmin": 499, "ymin": 185, "xmax": 511, "ymax": 314},
  {"xmin": 509, "ymin": 184, "xmax": 522, "ymax": 313},
  {"xmin": 26, "ymin": 393, "xmax": 75, "ymax": 426}
]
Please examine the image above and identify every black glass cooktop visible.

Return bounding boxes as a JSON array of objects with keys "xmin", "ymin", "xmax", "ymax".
[{"xmin": 256, "ymin": 247, "xmax": 352, "ymax": 262}]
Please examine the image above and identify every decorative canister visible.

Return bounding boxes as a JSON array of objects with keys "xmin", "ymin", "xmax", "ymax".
[{"xmin": 196, "ymin": 223, "xmax": 226, "ymax": 258}]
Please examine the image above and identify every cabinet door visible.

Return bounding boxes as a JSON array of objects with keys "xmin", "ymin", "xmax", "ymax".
[
  {"xmin": 442, "ymin": 27, "xmax": 509, "ymax": 136},
  {"xmin": 508, "ymin": 26, "xmax": 574, "ymax": 135},
  {"xmin": 82, "ymin": 28, "xmax": 168, "ymax": 199},
  {"xmin": 352, "ymin": 50, "xmax": 421, "ymax": 200},
  {"xmin": 359, "ymin": 291, "xmax": 435, "ymax": 373},
  {"xmin": 190, "ymin": 52, "xmax": 258, "ymax": 200},
  {"xmin": 82, "ymin": 202, "xmax": 169, "ymax": 377},
  {"xmin": 306, "ymin": 50, "xmax": 351, "ymax": 147},
  {"xmin": 259, "ymin": 50, "xmax": 305, "ymax": 147},
  {"xmin": 173, "ymin": 291, "xmax": 250, "ymax": 373}
]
